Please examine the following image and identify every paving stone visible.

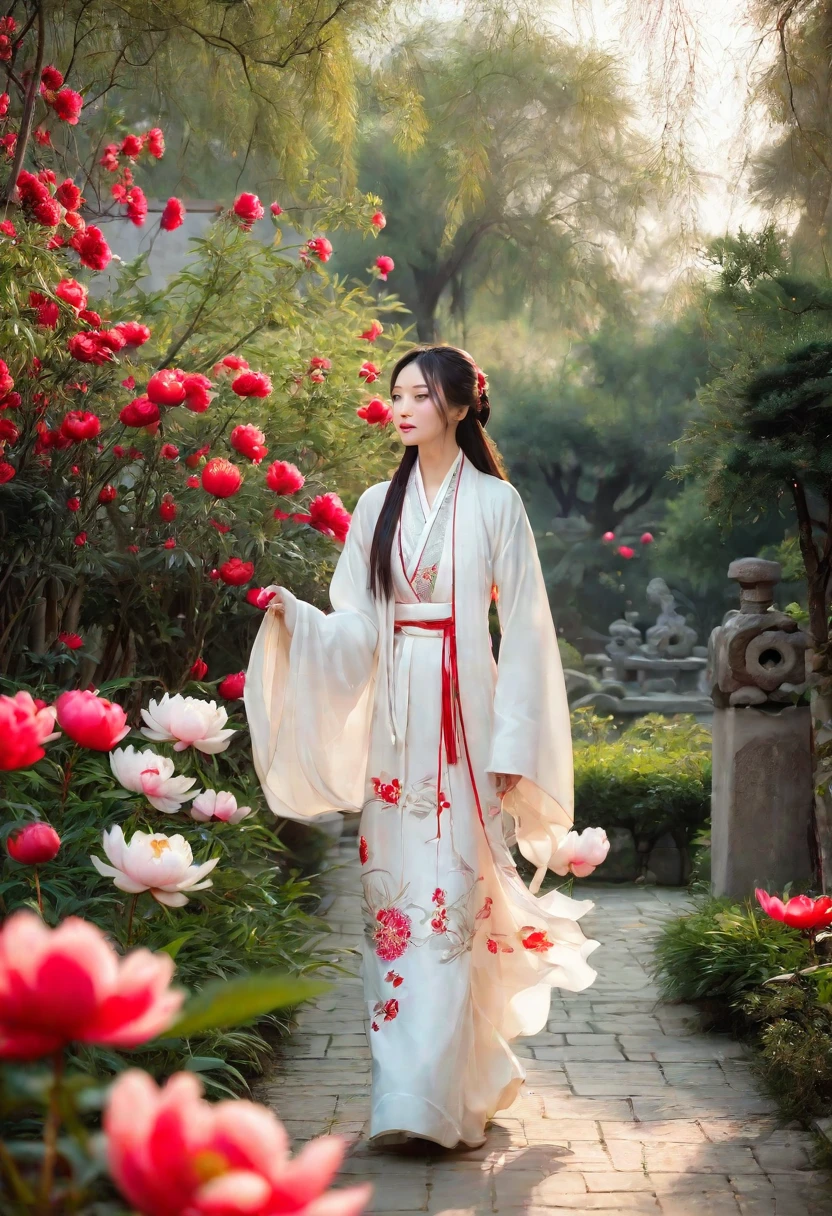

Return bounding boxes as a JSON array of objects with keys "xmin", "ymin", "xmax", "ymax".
[{"xmin": 254, "ymin": 842, "xmax": 830, "ymax": 1215}]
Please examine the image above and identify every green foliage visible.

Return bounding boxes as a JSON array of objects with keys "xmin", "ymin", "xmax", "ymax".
[
  {"xmin": 654, "ymin": 897, "xmax": 811, "ymax": 1003},
  {"xmin": 741, "ymin": 981, "xmax": 832, "ymax": 1120},
  {"xmin": 572, "ymin": 711, "xmax": 711, "ymax": 848}
]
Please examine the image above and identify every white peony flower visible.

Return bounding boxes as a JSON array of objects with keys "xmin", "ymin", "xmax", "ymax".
[
  {"xmin": 91, "ymin": 824, "xmax": 219, "ymax": 907},
  {"xmin": 191, "ymin": 789, "xmax": 252, "ymax": 825},
  {"xmin": 110, "ymin": 745, "xmax": 199, "ymax": 814},
  {"xmin": 139, "ymin": 693, "xmax": 235, "ymax": 755},
  {"xmin": 550, "ymin": 827, "xmax": 610, "ymax": 879}
]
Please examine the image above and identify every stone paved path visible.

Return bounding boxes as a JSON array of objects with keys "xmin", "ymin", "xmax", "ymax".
[{"xmin": 257, "ymin": 840, "xmax": 831, "ymax": 1215}]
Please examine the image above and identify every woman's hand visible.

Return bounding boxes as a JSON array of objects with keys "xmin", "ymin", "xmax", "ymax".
[
  {"xmin": 494, "ymin": 773, "xmax": 521, "ymax": 797},
  {"xmin": 267, "ymin": 589, "xmax": 286, "ymax": 616}
]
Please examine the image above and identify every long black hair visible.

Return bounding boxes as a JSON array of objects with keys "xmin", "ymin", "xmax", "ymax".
[{"xmin": 368, "ymin": 344, "xmax": 506, "ymax": 599}]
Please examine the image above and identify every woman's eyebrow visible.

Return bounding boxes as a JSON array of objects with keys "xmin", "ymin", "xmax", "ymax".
[{"xmin": 393, "ymin": 383, "xmax": 428, "ymax": 390}]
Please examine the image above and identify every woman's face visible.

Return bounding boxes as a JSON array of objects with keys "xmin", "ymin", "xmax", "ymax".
[{"xmin": 391, "ymin": 360, "xmax": 467, "ymax": 447}]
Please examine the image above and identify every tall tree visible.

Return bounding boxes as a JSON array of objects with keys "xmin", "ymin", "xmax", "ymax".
[{"xmin": 335, "ymin": 15, "xmax": 646, "ymax": 340}]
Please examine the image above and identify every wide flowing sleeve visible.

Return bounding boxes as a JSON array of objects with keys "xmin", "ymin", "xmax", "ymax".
[
  {"xmin": 244, "ymin": 488, "xmax": 381, "ymax": 821},
  {"xmin": 486, "ymin": 484, "xmax": 574, "ymax": 893}
]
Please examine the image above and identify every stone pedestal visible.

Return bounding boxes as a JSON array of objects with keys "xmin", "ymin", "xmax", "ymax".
[{"xmin": 711, "ymin": 705, "xmax": 813, "ymax": 898}]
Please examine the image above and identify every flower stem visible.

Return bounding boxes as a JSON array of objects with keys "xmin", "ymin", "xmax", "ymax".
[
  {"xmin": 39, "ymin": 1049, "xmax": 64, "ymax": 1211},
  {"xmin": 33, "ymin": 867, "xmax": 43, "ymax": 916},
  {"xmin": 126, "ymin": 892, "xmax": 138, "ymax": 947},
  {"xmin": 0, "ymin": 1137, "xmax": 35, "ymax": 1206}
]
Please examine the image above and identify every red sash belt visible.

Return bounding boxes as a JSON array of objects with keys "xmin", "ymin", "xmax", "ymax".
[{"xmin": 393, "ymin": 613, "xmax": 484, "ymax": 836}]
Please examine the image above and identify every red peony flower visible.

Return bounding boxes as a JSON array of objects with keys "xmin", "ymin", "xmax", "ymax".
[
  {"xmin": 0, "ymin": 912, "xmax": 182, "ymax": 1059},
  {"xmin": 232, "ymin": 192, "xmax": 264, "ymax": 227},
  {"xmin": 71, "ymin": 225, "xmax": 112, "ymax": 271},
  {"xmin": 160, "ymin": 197, "xmax": 185, "ymax": 231},
  {"xmin": 7, "ymin": 823, "xmax": 61, "ymax": 866},
  {"xmin": 373, "ymin": 906, "xmax": 411, "ymax": 961},
  {"xmin": 67, "ymin": 333, "xmax": 111, "ymax": 365},
  {"xmin": 120, "ymin": 133, "xmax": 144, "ymax": 158},
  {"xmin": 55, "ymin": 179, "xmax": 82, "ymax": 210},
  {"xmin": 30, "ymin": 295, "xmax": 59, "ymax": 328},
  {"xmin": 146, "ymin": 369, "xmax": 186, "ymax": 407},
  {"xmin": 67, "ymin": 497, "xmax": 80, "ymax": 512},
  {"xmin": 60, "ymin": 410, "xmax": 101, "ymax": 442},
  {"xmin": 246, "ymin": 587, "xmax": 276, "ymax": 610},
  {"xmin": 160, "ymin": 443, "xmax": 179, "ymax": 461},
  {"xmin": 358, "ymin": 361, "xmax": 380, "ymax": 383},
  {"xmin": 231, "ymin": 370, "xmax": 272, "ymax": 399},
  {"xmin": 0, "ymin": 418, "xmax": 18, "ymax": 444},
  {"xmin": 0, "ymin": 692, "xmax": 58, "ymax": 771},
  {"xmin": 270, "ymin": 201, "xmax": 283, "ymax": 216},
  {"xmin": 230, "ymin": 423, "xmax": 268, "ymax": 463},
  {"xmin": 146, "ymin": 127, "xmax": 165, "ymax": 158},
  {"xmin": 375, "ymin": 255, "xmax": 394, "ymax": 280},
  {"xmin": 212, "ymin": 354, "xmax": 249, "ymax": 376},
  {"xmin": 307, "ymin": 236, "xmax": 333, "ymax": 262},
  {"xmin": 63, "ymin": 210, "xmax": 84, "ymax": 232},
  {"xmin": 54, "ymin": 689, "xmax": 129, "ymax": 751},
  {"xmin": 309, "ymin": 357, "xmax": 332, "ymax": 372},
  {"xmin": 0, "ymin": 461, "xmax": 16, "ymax": 483},
  {"xmin": 303, "ymin": 492, "xmax": 351, "ymax": 542},
  {"xmin": 360, "ymin": 320, "xmax": 384, "ymax": 341},
  {"xmin": 186, "ymin": 475, "xmax": 200, "ymax": 489},
  {"xmin": 601, "ymin": 531, "xmax": 615, "ymax": 543},
  {"xmin": 74, "ymin": 532, "xmax": 87, "ymax": 546},
  {"xmin": 640, "ymin": 532, "xmax": 654, "ymax": 545},
  {"xmin": 98, "ymin": 484, "xmax": 117, "ymax": 504},
  {"xmin": 359, "ymin": 836, "xmax": 369, "ymax": 865},
  {"xmin": 218, "ymin": 557, "xmax": 254, "ymax": 586},
  {"xmin": 32, "ymin": 197, "xmax": 62, "ymax": 228},
  {"xmin": 617, "ymin": 545, "xmax": 635, "ymax": 560},
  {"xmin": 51, "ymin": 88, "xmax": 83, "ymax": 124},
  {"xmin": 119, "ymin": 397, "xmax": 160, "ymax": 427},
  {"xmin": 0, "ymin": 359, "xmax": 12, "ymax": 396},
  {"xmin": 114, "ymin": 321, "xmax": 150, "ymax": 348},
  {"xmin": 209, "ymin": 518, "xmax": 231, "ymax": 534},
  {"xmin": 755, "ymin": 889, "xmax": 832, "ymax": 932},
  {"xmin": 218, "ymin": 671, "xmax": 246, "ymax": 700},
  {"xmin": 181, "ymin": 373, "xmax": 213, "ymax": 413},
  {"xmin": 371, "ymin": 211, "xmax": 386, "ymax": 229},
  {"xmin": 56, "ymin": 278, "xmax": 88, "ymax": 311},
  {"xmin": 162, "ymin": 537, "xmax": 176, "ymax": 550},
  {"xmin": 16, "ymin": 170, "xmax": 49, "ymax": 205},
  {"xmin": 99, "ymin": 143, "xmax": 119, "ymax": 172},
  {"xmin": 202, "ymin": 457, "xmax": 242, "ymax": 498},
  {"xmin": 189, "ymin": 657, "xmax": 208, "ymax": 680},
  {"xmin": 58, "ymin": 631, "xmax": 83, "ymax": 649},
  {"xmin": 357, "ymin": 397, "xmax": 392, "ymax": 426},
  {"xmin": 0, "ymin": 219, "xmax": 16, "ymax": 239},
  {"xmin": 159, "ymin": 494, "xmax": 177, "ymax": 522},
  {"xmin": 41, "ymin": 65, "xmax": 64, "ymax": 91},
  {"xmin": 126, "ymin": 186, "xmax": 148, "ymax": 227},
  {"xmin": 0, "ymin": 91, "xmax": 8, "ymax": 116}
]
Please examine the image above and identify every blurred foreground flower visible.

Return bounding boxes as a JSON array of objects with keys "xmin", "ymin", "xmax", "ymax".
[
  {"xmin": 105, "ymin": 1069, "xmax": 371, "ymax": 1216},
  {"xmin": 755, "ymin": 889, "xmax": 832, "ymax": 932},
  {"xmin": 0, "ymin": 911, "xmax": 182, "ymax": 1059},
  {"xmin": 0, "ymin": 690, "xmax": 59, "ymax": 770},
  {"xmin": 140, "ymin": 693, "xmax": 235, "ymax": 755},
  {"xmin": 550, "ymin": 827, "xmax": 610, "ymax": 878},
  {"xmin": 91, "ymin": 825, "xmax": 218, "ymax": 907},
  {"xmin": 110, "ymin": 745, "xmax": 200, "ymax": 812}
]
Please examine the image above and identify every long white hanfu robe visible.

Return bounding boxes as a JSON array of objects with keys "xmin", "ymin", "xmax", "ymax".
[{"xmin": 245, "ymin": 450, "xmax": 599, "ymax": 1148}]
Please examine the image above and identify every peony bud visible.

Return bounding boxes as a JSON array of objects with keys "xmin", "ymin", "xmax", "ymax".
[
  {"xmin": 218, "ymin": 671, "xmax": 246, "ymax": 700},
  {"xmin": 189, "ymin": 657, "xmax": 208, "ymax": 680},
  {"xmin": 7, "ymin": 823, "xmax": 61, "ymax": 865},
  {"xmin": 54, "ymin": 689, "xmax": 130, "ymax": 751},
  {"xmin": 640, "ymin": 532, "xmax": 654, "ymax": 545}
]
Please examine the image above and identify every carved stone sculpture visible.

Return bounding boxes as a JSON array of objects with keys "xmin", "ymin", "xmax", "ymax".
[
  {"xmin": 642, "ymin": 578, "xmax": 698, "ymax": 658},
  {"xmin": 707, "ymin": 558, "xmax": 810, "ymax": 708}
]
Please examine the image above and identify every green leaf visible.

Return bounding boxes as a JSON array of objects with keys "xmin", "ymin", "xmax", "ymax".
[
  {"xmin": 158, "ymin": 931, "xmax": 197, "ymax": 960},
  {"xmin": 161, "ymin": 972, "xmax": 328, "ymax": 1038}
]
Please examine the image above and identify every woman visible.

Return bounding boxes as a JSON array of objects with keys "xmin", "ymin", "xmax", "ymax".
[{"xmin": 245, "ymin": 345, "xmax": 599, "ymax": 1150}]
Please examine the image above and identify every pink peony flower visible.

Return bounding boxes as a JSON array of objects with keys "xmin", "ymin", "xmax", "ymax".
[
  {"xmin": 105, "ymin": 1069, "xmax": 371, "ymax": 1216},
  {"xmin": 0, "ymin": 692, "xmax": 58, "ymax": 771},
  {"xmin": 54, "ymin": 689, "xmax": 130, "ymax": 751},
  {"xmin": 373, "ymin": 906, "xmax": 411, "ymax": 961},
  {"xmin": 550, "ymin": 827, "xmax": 610, "ymax": 878},
  {"xmin": 375, "ymin": 254, "xmax": 394, "ymax": 280},
  {"xmin": 640, "ymin": 532, "xmax": 654, "ymax": 545},
  {"xmin": 371, "ymin": 211, "xmax": 386, "ymax": 228},
  {"xmin": 50, "ymin": 87, "xmax": 83, "ymax": 124},
  {"xmin": 755, "ymin": 889, "xmax": 832, "ymax": 932},
  {"xmin": 0, "ymin": 912, "xmax": 182, "ymax": 1059},
  {"xmin": 146, "ymin": 127, "xmax": 165, "ymax": 158},
  {"xmin": 190, "ymin": 789, "xmax": 251, "ymax": 825},
  {"xmin": 265, "ymin": 460, "xmax": 304, "ymax": 495},
  {"xmin": 218, "ymin": 671, "xmax": 246, "ymax": 701},
  {"xmin": 246, "ymin": 587, "xmax": 276, "ymax": 610},
  {"xmin": 357, "ymin": 397, "xmax": 392, "ymax": 426},
  {"xmin": 306, "ymin": 235, "xmax": 333, "ymax": 262},
  {"xmin": 6, "ymin": 823, "xmax": 61, "ymax": 865},
  {"xmin": 617, "ymin": 545, "xmax": 635, "ymax": 560}
]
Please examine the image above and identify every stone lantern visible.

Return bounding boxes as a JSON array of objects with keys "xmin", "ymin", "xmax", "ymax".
[{"xmin": 708, "ymin": 559, "xmax": 814, "ymax": 898}]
